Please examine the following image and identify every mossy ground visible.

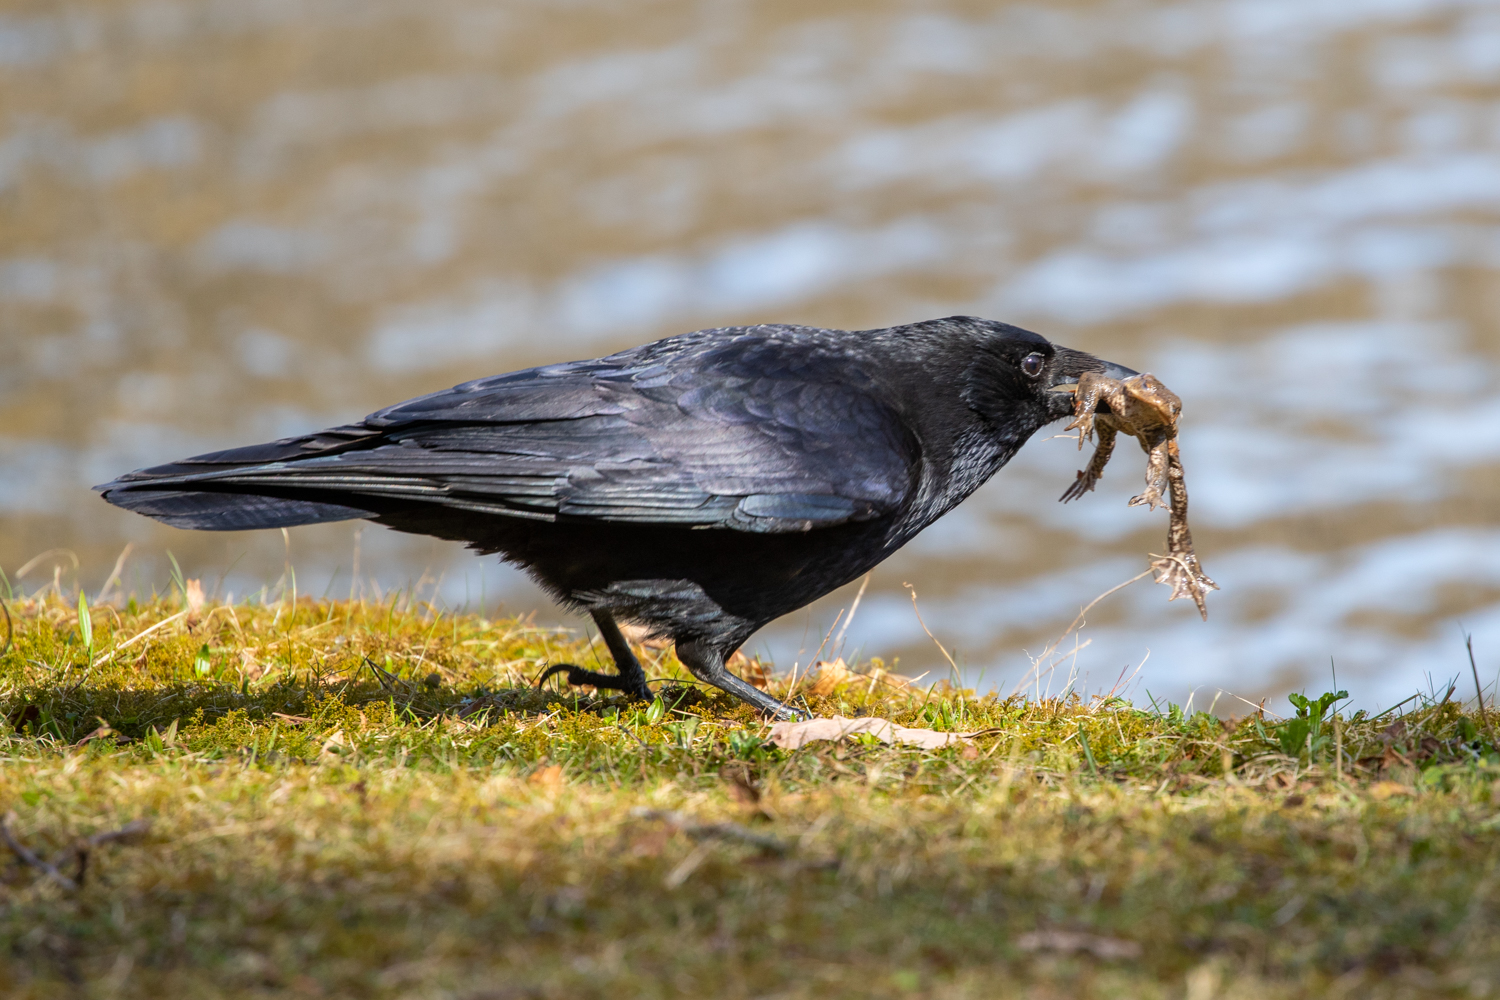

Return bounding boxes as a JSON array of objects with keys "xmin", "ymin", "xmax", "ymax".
[{"xmin": 1, "ymin": 592, "xmax": 1499, "ymax": 998}]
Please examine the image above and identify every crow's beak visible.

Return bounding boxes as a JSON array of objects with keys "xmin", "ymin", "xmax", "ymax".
[
  {"xmin": 1098, "ymin": 359, "xmax": 1140, "ymax": 380},
  {"xmin": 1049, "ymin": 358, "xmax": 1139, "ymax": 394}
]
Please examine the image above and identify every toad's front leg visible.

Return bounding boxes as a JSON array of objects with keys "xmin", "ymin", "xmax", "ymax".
[
  {"xmin": 1064, "ymin": 372, "xmax": 1116, "ymax": 448},
  {"xmin": 1060, "ymin": 422, "xmax": 1118, "ymax": 502},
  {"xmin": 1127, "ymin": 430, "xmax": 1172, "ymax": 510}
]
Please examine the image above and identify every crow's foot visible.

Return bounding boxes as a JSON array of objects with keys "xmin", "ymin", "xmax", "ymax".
[{"xmin": 536, "ymin": 663, "xmax": 651, "ymax": 701}]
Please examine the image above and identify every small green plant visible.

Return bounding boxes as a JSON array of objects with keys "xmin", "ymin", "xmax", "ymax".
[
  {"xmin": 665, "ymin": 717, "xmax": 700, "ymax": 748},
  {"xmin": 726, "ymin": 728, "xmax": 764, "ymax": 759},
  {"xmin": 921, "ymin": 696, "xmax": 967, "ymax": 730},
  {"xmin": 166, "ymin": 550, "xmax": 187, "ymax": 601},
  {"xmin": 1278, "ymin": 689, "xmax": 1348, "ymax": 761},
  {"xmin": 76, "ymin": 589, "xmax": 93, "ymax": 663}
]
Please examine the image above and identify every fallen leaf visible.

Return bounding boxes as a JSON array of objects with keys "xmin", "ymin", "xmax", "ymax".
[
  {"xmin": 319, "ymin": 730, "xmax": 346, "ymax": 757},
  {"xmin": 768, "ymin": 715, "xmax": 998, "ymax": 751},
  {"xmin": 617, "ymin": 624, "xmax": 672, "ymax": 650},
  {"xmin": 731, "ymin": 652, "xmax": 774, "ymax": 690},
  {"xmin": 529, "ymin": 764, "xmax": 564, "ymax": 790},
  {"xmin": 239, "ymin": 649, "xmax": 264, "ymax": 679},
  {"xmin": 184, "ymin": 579, "xmax": 206, "ymax": 614},
  {"xmin": 1370, "ymin": 781, "xmax": 1413, "ymax": 800},
  {"xmin": 1379, "ymin": 745, "xmax": 1413, "ymax": 772},
  {"xmin": 806, "ymin": 659, "xmax": 858, "ymax": 697},
  {"xmin": 1015, "ymin": 930, "xmax": 1142, "ymax": 960},
  {"xmin": 806, "ymin": 660, "xmax": 915, "ymax": 696},
  {"xmin": 72, "ymin": 719, "xmax": 113, "ymax": 746}
]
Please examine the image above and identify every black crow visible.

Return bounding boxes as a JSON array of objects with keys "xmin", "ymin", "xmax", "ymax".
[{"xmin": 96, "ymin": 316, "xmax": 1135, "ymax": 719}]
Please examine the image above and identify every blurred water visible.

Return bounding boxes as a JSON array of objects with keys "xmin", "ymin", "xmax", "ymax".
[{"xmin": 5, "ymin": 0, "xmax": 1500, "ymax": 711}]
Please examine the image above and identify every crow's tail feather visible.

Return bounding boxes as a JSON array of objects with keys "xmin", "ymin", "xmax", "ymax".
[
  {"xmin": 95, "ymin": 424, "xmax": 387, "ymax": 531},
  {"xmin": 97, "ymin": 484, "xmax": 373, "ymax": 531}
]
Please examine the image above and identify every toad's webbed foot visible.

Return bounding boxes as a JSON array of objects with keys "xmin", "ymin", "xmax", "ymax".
[
  {"xmin": 1066, "ymin": 372, "xmax": 1114, "ymax": 449},
  {"xmin": 1128, "ymin": 479, "xmax": 1169, "ymax": 509},
  {"xmin": 1148, "ymin": 552, "xmax": 1219, "ymax": 621},
  {"xmin": 1060, "ymin": 467, "xmax": 1099, "ymax": 503},
  {"xmin": 1065, "ymin": 411, "xmax": 1097, "ymax": 448},
  {"xmin": 1127, "ymin": 433, "xmax": 1172, "ymax": 511},
  {"xmin": 1060, "ymin": 425, "xmax": 1118, "ymax": 503}
]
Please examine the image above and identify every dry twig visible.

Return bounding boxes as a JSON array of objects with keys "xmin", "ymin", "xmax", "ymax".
[
  {"xmin": 630, "ymin": 808, "xmax": 788, "ymax": 855},
  {"xmin": 1, "ymin": 811, "xmax": 76, "ymax": 890},
  {"xmin": 1, "ymin": 812, "xmax": 151, "ymax": 891}
]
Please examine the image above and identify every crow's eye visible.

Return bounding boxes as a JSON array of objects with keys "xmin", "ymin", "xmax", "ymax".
[{"xmin": 1020, "ymin": 353, "xmax": 1045, "ymax": 378}]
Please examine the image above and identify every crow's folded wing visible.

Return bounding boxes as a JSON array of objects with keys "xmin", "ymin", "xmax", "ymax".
[{"xmin": 97, "ymin": 342, "xmax": 918, "ymax": 534}]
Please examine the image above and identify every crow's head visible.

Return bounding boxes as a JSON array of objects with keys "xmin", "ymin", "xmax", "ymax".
[{"xmin": 936, "ymin": 317, "xmax": 1136, "ymax": 428}]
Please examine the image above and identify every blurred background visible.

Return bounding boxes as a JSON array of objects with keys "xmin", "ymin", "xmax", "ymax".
[{"xmin": 4, "ymin": 0, "xmax": 1500, "ymax": 711}]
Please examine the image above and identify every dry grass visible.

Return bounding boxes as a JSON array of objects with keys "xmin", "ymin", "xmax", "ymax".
[{"xmin": 1, "ymin": 592, "xmax": 1498, "ymax": 999}]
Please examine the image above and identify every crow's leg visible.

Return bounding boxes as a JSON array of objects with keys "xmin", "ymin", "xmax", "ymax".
[
  {"xmin": 535, "ymin": 611, "xmax": 652, "ymax": 700},
  {"xmin": 675, "ymin": 638, "xmax": 804, "ymax": 721}
]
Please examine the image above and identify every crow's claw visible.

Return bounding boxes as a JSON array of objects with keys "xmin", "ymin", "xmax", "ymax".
[{"xmin": 536, "ymin": 662, "xmax": 652, "ymax": 700}]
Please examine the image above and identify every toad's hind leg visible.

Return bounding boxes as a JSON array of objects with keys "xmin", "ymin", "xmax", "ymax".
[
  {"xmin": 536, "ymin": 610, "xmax": 652, "ymax": 700},
  {"xmin": 1060, "ymin": 424, "xmax": 1118, "ymax": 502},
  {"xmin": 1128, "ymin": 431, "xmax": 1171, "ymax": 510}
]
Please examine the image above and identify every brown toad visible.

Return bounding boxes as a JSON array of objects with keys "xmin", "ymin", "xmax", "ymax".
[{"xmin": 1059, "ymin": 371, "xmax": 1217, "ymax": 619}]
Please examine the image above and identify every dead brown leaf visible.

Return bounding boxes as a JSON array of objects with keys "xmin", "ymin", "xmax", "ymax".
[
  {"xmin": 1370, "ymin": 781, "xmax": 1413, "ymax": 800},
  {"xmin": 528, "ymin": 764, "xmax": 564, "ymax": 790},
  {"xmin": 617, "ymin": 624, "xmax": 672, "ymax": 650},
  {"xmin": 184, "ymin": 579, "xmax": 206, "ymax": 617},
  {"xmin": 1379, "ymin": 745, "xmax": 1413, "ymax": 773},
  {"xmin": 71, "ymin": 719, "xmax": 114, "ymax": 746},
  {"xmin": 319, "ymin": 730, "xmax": 346, "ymax": 758},
  {"xmin": 806, "ymin": 658, "xmax": 858, "ymax": 697},
  {"xmin": 768, "ymin": 715, "xmax": 998, "ymax": 751},
  {"xmin": 239, "ymin": 649, "xmax": 264, "ymax": 680},
  {"xmin": 731, "ymin": 651, "xmax": 774, "ymax": 689}
]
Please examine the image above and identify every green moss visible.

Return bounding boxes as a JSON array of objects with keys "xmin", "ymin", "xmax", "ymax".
[{"xmin": 0, "ymin": 594, "xmax": 1498, "ymax": 998}]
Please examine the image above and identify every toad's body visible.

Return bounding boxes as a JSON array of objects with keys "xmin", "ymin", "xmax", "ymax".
[{"xmin": 1060, "ymin": 371, "xmax": 1181, "ymax": 508}]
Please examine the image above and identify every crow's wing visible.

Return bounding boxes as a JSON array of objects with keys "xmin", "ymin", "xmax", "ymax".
[{"xmin": 97, "ymin": 333, "xmax": 919, "ymax": 534}]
